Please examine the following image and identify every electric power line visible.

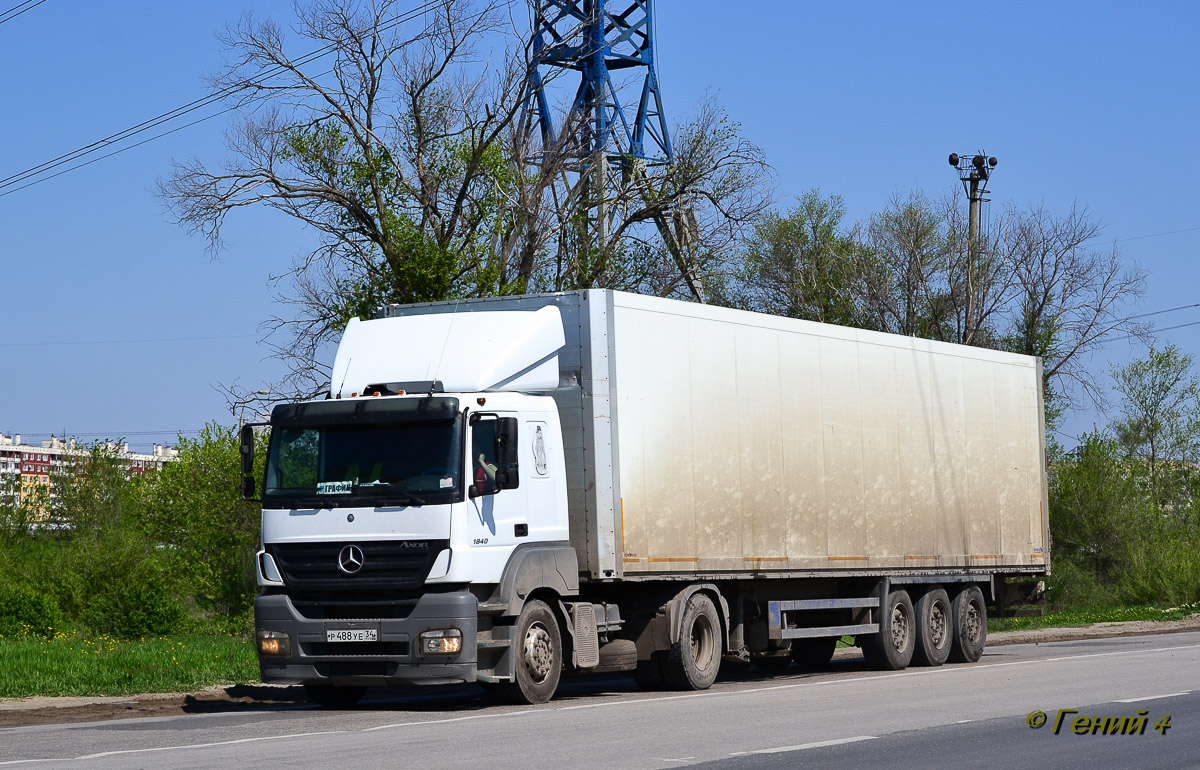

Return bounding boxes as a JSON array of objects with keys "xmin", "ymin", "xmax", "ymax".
[
  {"xmin": 13, "ymin": 430, "xmax": 202, "ymax": 438},
  {"xmin": 1105, "ymin": 318, "xmax": 1200, "ymax": 346},
  {"xmin": 1128, "ymin": 302, "xmax": 1200, "ymax": 320},
  {"xmin": 0, "ymin": 0, "xmax": 46, "ymax": 27},
  {"xmin": 0, "ymin": 0, "xmax": 446, "ymax": 196},
  {"xmin": 0, "ymin": 106, "xmax": 239, "ymax": 199},
  {"xmin": 0, "ymin": 332, "xmax": 258, "ymax": 348},
  {"xmin": 1114, "ymin": 225, "xmax": 1200, "ymax": 244}
]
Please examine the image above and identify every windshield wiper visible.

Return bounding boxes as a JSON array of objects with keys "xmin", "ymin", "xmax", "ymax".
[
  {"xmin": 267, "ymin": 495, "xmax": 345, "ymax": 509},
  {"xmin": 354, "ymin": 481, "xmax": 426, "ymax": 506}
]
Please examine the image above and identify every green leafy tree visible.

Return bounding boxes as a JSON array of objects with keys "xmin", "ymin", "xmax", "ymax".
[
  {"xmin": 0, "ymin": 473, "xmax": 46, "ymax": 542},
  {"xmin": 1050, "ymin": 432, "xmax": 1144, "ymax": 584},
  {"xmin": 48, "ymin": 442, "xmax": 146, "ymax": 533},
  {"xmin": 730, "ymin": 189, "xmax": 866, "ymax": 326},
  {"xmin": 140, "ymin": 424, "xmax": 263, "ymax": 622},
  {"xmin": 1112, "ymin": 345, "xmax": 1200, "ymax": 513}
]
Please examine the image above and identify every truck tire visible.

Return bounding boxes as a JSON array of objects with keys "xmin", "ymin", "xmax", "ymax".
[
  {"xmin": 862, "ymin": 589, "xmax": 915, "ymax": 671},
  {"xmin": 912, "ymin": 588, "xmax": 952, "ymax": 667},
  {"xmin": 661, "ymin": 593, "xmax": 721, "ymax": 690},
  {"xmin": 632, "ymin": 651, "xmax": 667, "ymax": 690},
  {"xmin": 303, "ymin": 684, "xmax": 366, "ymax": 708},
  {"xmin": 495, "ymin": 599, "xmax": 562, "ymax": 704},
  {"xmin": 790, "ymin": 636, "xmax": 838, "ymax": 671},
  {"xmin": 949, "ymin": 585, "xmax": 987, "ymax": 663}
]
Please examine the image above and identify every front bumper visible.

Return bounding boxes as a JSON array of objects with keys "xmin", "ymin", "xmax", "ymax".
[{"xmin": 255, "ymin": 589, "xmax": 478, "ymax": 686}]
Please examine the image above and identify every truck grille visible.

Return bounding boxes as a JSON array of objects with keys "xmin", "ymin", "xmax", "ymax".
[
  {"xmin": 302, "ymin": 641, "xmax": 410, "ymax": 658},
  {"xmin": 268, "ymin": 540, "xmax": 449, "ymax": 591}
]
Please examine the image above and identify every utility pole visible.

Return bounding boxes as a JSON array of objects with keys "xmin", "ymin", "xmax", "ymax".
[{"xmin": 948, "ymin": 152, "xmax": 998, "ymax": 343}]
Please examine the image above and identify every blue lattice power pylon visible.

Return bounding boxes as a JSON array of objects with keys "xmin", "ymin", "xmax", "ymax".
[
  {"xmin": 526, "ymin": 0, "xmax": 672, "ymax": 169},
  {"xmin": 525, "ymin": 0, "xmax": 706, "ymax": 301}
]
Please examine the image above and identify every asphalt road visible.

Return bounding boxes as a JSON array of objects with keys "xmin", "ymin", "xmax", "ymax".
[{"xmin": 2, "ymin": 632, "xmax": 1198, "ymax": 769}]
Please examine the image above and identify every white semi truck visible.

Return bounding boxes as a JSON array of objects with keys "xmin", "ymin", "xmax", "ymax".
[{"xmin": 243, "ymin": 290, "xmax": 1049, "ymax": 706}]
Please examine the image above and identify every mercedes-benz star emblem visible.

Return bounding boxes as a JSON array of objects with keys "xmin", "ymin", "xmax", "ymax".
[{"xmin": 337, "ymin": 544, "xmax": 365, "ymax": 575}]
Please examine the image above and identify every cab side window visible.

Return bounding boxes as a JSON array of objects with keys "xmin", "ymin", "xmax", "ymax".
[{"xmin": 472, "ymin": 420, "xmax": 497, "ymax": 495}]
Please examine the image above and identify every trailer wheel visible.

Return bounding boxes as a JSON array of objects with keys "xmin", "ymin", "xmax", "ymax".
[
  {"xmin": 912, "ymin": 588, "xmax": 952, "ymax": 667},
  {"xmin": 495, "ymin": 599, "xmax": 562, "ymax": 704},
  {"xmin": 949, "ymin": 585, "xmax": 987, "ymax": 663},
  {"xmin": 790, "ymin": 636, "xmax": 838, "ymax": 671},
  {"xmin": 661, "ymin": 593, "xmax": 721, "ymax": 690},
  {"xmin": 303, "ymin": 684, "xmax": 366, "ymax": 709},
  {"xmin": 862, "ymin": 589, "xmax": 915, "ymax": 671}
]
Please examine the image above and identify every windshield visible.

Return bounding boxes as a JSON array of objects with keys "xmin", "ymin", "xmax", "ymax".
[{"xmin": 263, "ymin": 398, "xmax": 463, "ymax": 508}]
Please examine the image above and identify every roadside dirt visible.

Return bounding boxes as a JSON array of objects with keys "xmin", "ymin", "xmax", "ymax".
[
  {"xmin": 985, "ymin": 613, "xmax": 1200, "ymax": 646},
  {"xmin": 4, "ymin": 616, "xmax": 1199, "ymax": 729}
]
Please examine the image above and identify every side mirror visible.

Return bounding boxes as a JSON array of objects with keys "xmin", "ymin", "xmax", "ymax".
[
  {"xmin": 240, "ymin": 424, "xmax": 257, "ymax": 501},
  {"xmin": 494, "ymin": 417, "xmax": 519, "ymax": 490}
]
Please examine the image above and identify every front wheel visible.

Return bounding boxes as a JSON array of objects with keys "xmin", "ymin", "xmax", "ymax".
[
  {"xmin": 661, "ymin": 593, "xmax": 722, "ymax": 690},
  {"xmin": 495, "ymin": 599, "xmax": 562, "ymax": 704}
]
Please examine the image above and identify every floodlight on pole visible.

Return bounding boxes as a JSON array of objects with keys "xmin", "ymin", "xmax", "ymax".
[{"xmin": 948, "ymin": 151, "xmax": 998, "ymax": 343}]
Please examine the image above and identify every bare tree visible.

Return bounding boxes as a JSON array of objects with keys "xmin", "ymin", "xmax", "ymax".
[
  {"xmin": 161, "ymin": 1, "xmax": 771, "ymax": 401},
  {"xmin": 535, "ymin": 93, "xmax": 772, "ymax": 298},
  {"xmin": 1003, "ymin": 203, "xmax": 1148, "ymax": 409},
  {"xmin": 161, "ymin": 0, "xmax": 559, "ymax": 396},
  {"xmin": 737, "ymin": 191, "xmax": 1147, "ymax": 418},
  {"xmin": 857, "ymin": 191, "xmax": 955, "ymax": 339}
]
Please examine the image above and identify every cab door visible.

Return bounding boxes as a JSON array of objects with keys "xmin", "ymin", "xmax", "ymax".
[{"xmin": 467, "ymin": 413, "xmax": 526, "ymax": 551}]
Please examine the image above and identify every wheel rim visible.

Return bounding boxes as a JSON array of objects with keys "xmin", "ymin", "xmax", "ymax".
[
  {"xmin": 890, "ymin": 604, "xmax": 910, "ymax": 651},
  {"xmin": 522, "ymin": 622, "xmax": 555, "ymax": 684},
  {"xmin": 964, "ymin": 602, "xmax": 983, "ymax": 646},
  {"xmin": 929, "ymin": 602, "xmax": 948, "ymax": 649},
  {"xmin": 690, "ymin": 613, "xmax": 715, "ymax": 670}
]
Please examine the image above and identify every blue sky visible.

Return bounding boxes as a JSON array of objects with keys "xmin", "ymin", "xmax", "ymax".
[{"xmin": 1, "ymin": 1, "xmax": 1197, "ymax": 450}]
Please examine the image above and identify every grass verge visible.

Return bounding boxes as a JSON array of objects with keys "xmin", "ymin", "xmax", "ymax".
[
  {"xmin": 0, "ymin": 629, "xmax": 258, "ymax": 699},
  {"xmin": 989, "ymin": 602, "xmax": 1200, "ymax": 633}
]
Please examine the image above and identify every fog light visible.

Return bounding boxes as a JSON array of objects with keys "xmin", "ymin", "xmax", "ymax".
[
  {"xmin": 257, "ymin": 630, "xmax": 291, "ymax": 657},
  {"xmin": 419, "ymin": 628, "xmax": 462, "ymax": 655}
]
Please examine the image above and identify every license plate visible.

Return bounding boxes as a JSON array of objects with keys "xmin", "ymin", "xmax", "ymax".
[{"xmin": 326, "ymin": 628, "xmax": 378, "ymax": 643}]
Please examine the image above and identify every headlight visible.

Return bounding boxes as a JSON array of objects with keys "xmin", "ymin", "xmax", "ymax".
[
  {"xmin": 418, "ymin": 628, "xmax": 462, "ymax": 655},
  {"xmin": 257, "ymin": 630, "xmax": 291, "ymax": 657}
]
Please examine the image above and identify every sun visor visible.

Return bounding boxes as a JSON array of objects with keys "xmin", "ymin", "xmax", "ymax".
[{"xmin": 330, "ymin": 305, "xmax": 566, "ymax": 397}]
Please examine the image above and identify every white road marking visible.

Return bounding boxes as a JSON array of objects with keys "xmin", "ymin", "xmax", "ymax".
[
  {"xmin": 1115, "ymin": 692, "xmax": 1190, "ymax": 703},
  {"xmin": 0, "ymin": 731, "xmax": 348, "ymax": 766},
  {"xmin": 1, "ymin": 639, "xmax": 1197, "ymax": 766},
  {"xmin": 730, "ymin": 736, "xmax": 876, "ymax": 755},
  {"xmin": 555, "ymin": 640, "xmax": 1200, "ymax": 714},
  {"xmin": 362, "ymin": 709, "xmax": 535, "ymax": 731}
]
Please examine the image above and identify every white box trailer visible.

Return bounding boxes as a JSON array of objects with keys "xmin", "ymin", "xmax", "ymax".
[{"xmin": 247, "ymin": 289, "xmax": 1049, "ymax": 707}]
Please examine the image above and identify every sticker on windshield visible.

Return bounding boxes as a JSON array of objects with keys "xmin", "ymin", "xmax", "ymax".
[
  {"xmin": 440, "ymin": 477, "xmax": 454, "ymax": 489},
  {"xmin": 317, "ymin": 480, "xmax": 354, "ymax": 495}
]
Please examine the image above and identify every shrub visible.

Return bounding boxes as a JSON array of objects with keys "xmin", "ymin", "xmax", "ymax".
[
  {"xmin": 0, "ymin": 583, "xmax": 62, "ymax": 638},
  {"xmin": 74, "ymin": 533, "xmax": 185, "ymax": 639}
]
